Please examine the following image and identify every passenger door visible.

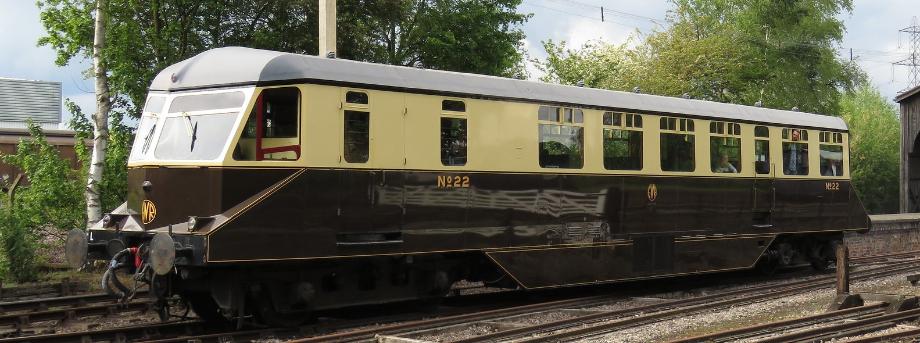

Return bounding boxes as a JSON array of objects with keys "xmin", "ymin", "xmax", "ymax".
[
  {"xmin": 336, "ymin": 89, "xmax": 405, "ymax": 247},
  {"xmin": 752, "ymin": 134, "xmax": 774, "ymax": 229}
]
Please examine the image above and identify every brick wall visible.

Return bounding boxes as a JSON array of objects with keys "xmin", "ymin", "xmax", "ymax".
[{"xmin": 846, "ymin": 214, "xmax": 920, "ymax": 257}]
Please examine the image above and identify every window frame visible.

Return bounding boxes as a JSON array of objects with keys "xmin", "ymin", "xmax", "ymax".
[
  {"xmin": 537, "ymin": 105, "xmax": 584, "ymax": 169},
  {"xmin": 659, "ymin": 116, "xmax": 696, "ymax": 172},
  {"xmin": 440, "ymin": 99, "xmax": 468, "ymax": 166},
  {"xmin": 709, "ymin": 121, "xmax": 742, "ymax": 174},
  {"xmin": 818, "ymin": 130, "xmax": 845, "ymax": 177},
  {"xmin": 232, "ymin": 87, "xmax": 302, "ymax": 162},
  {"xmin": 781, "ymin": 127, "xmax": 810, "ymax": 176},
  {"xmin": 343, "ymin": 90, "xmax": 371, "ymax": 164},
  {"xmin": 602, "ymin": 112, "xmax": 643, "ymax": 171}
]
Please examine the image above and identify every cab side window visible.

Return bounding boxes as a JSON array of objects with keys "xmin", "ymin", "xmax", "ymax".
[{"xmin": 234, "ymin": 87, "xmax": 300, "ymax": 161}]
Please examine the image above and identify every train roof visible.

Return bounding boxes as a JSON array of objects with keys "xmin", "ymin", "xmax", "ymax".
[{"xmin": 150, "ymin": 47, "xmax": 847, "ymax": 131}]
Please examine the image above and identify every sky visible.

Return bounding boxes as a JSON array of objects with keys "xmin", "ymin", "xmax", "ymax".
[{"xmin": 0, "ymin": 0, "xmax": 916, "ymax": 127}]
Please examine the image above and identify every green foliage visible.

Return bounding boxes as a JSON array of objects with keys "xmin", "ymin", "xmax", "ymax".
[
  {"xmin": 68, "ymin": 100, "xmax": 131, "ymax": 212},
  {"xmin": 340, "ymin": 0, "xmax": 530, "ymax": 78},
  {"xmin": 537, "ymin": 0, "xmax": 864, "ymax": 115},
  {"xmin": 839, "ymin": 86, "xmax": 900, "ymax": 214},
  {"xmin": 38, "ymin": 0, "xmax": 530, "ymax": 118},
  {"xmin": 0, "ymin": 207, "xmax": 39, "ymax": 283},
  {"xmin": 0, "ymin": 122, "xmax": 86, "ymax": 282},
  {"xmin": 1, "ymin": 123, "xmax": 86, "ymax": 233}
]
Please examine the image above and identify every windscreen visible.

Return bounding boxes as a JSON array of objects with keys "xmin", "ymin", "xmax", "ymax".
[
  {"xmin": 154, "ymin": 113, "xmax": 239, "ymax": 160},
  {"xmin": 129, "ymin": 90, "xmax": 248, "ymax": 162}
]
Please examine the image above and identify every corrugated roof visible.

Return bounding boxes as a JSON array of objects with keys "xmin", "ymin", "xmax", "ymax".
[
  {"xmin": 0, "ymin": 78, "xmax": 61, "ymax": 123},
  {"xmin": 895, "ymin": 84, "xmax": 920, "ymax": 103},
  {"xmin": 150, "ymin": 47, "xmax": 848, "ymax": 131}
]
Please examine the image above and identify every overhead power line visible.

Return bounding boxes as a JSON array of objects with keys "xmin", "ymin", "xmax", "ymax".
[{"xmin": 894, "ymin": 16, "xmax": 920, "ymax": 92}]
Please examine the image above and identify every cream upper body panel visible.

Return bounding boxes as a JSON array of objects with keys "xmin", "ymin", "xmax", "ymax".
[{"xmin": 136, "ymin": 48, "xmax": 850, "ymax": 180}]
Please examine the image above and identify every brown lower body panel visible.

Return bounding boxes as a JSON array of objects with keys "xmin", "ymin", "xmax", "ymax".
[{"xmin": 485, "ymin": 235, "xmax": 774, "ymax": 289}]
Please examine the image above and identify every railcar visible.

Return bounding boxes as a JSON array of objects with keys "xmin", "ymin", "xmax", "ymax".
[{"xmin": 66, "ymin": 47, "xmax": 869, "ymax": 325}]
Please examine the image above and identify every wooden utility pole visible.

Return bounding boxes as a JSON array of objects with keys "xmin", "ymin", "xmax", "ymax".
[
  {"xmin": 319, "ymin": 0, "xmax": 337, "ymax": 57},
  {"xmin": 836, "ymin": 243, "xmax": 850, "ymax": 295}
]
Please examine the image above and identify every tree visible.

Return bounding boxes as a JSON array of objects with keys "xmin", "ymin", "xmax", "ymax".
[
  {"xmin": 0, "ymin": 122, "xmax": 87, "ymax": 282},
  {"xmin": 38, "ymin": 0, "xmax": 530, "ymax": 120},
  {"xmin": 536, "ymin": 40, "xmax": 636, "ymax": 89},
  {"xmin": 536, "ymin": 0, "xmax": 863, "ymax": 115},
  {"xmin": 839, "ymin": 86, "xmax": 900, "ymax": 214},
  {"xmin": 85, "ymin": 0, "xmax": 111, "ymax": 225},
  {"xmin": 339, "ymin": 0, "xmax": 529, "ymax": 78}
]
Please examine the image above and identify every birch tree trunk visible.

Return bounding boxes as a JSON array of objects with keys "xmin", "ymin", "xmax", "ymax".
[{"xmin": 86, "ymin": 0, "xmax": 111, "ymax": 226}]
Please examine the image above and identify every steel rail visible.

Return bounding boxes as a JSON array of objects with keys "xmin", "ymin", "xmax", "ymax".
[
  {"xmin": 843, "ymin": 325, "xmax": 920, "ymax": 343},
  {"xmin": 456, "ymin": 262, "xmax": 920, "ymax": 343},
  {"xmin": 0, "ymin": 320, "xmax": 206, "ymax": 343},
  {"xmin": 0, "ymin": 291, "xmax": 147, "ymax": 315},
  {"xmin": 290, "ymin": 258, "xmax": 919, "ymax": 343},
  {"xmin": 0, "ymin": 280, "xmax": 88, "ymax": 302},
  {"xmin": 8, "ymin": 251, "xmax": 918, "ymax": 343},
  {"xmin": 287, "ymin": 293, "xmax": 629, "ymax": 343},
  {"xmin": 0, "ymin": 299, "xmax": 152, "ymax": 329},
  {"xmin": 667, "ymin": 302, "xmax": 888, "ymax": 343},
  {"xmin": 757, "ymin": 307, "xmax": 920, "ymax": 342}
]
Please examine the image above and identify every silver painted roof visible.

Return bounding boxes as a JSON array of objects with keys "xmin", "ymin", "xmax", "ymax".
[{"xmin": 151, "ymin": 47, "xmax": 848, "ymax": 131}]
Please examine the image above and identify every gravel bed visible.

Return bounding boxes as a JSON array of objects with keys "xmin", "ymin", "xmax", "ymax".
[
  {"xmin": 580, "ymin": 272, "xmax": 920, "ymax": 343},
  {"xmin": 414, "ymin": 323, "xmax": 498, "ymax": 342},
  {"xmin": 835, "ymin": 324, "xmax": 920, "ymax": 342},
  {"xmin": 497, "ymin": 309, "xmax": 581, "ymax": 325}
]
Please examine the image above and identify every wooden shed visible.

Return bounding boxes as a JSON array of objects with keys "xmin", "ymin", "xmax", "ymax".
[{"xmin": 896, "ymin": 85, "xmax": 920, "ymax": 212}]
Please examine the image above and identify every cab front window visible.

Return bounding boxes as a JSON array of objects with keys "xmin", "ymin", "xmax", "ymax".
[{"xmin": 149, "ymin": 90, "xmax": 246, "ymax": 161}]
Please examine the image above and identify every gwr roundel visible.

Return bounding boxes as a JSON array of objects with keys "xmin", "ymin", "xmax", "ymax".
[
  {"xmin": 647, "ymin": 183, "xmax": 658, "ymax": 202},
  {"xmin": 141, "ymin": 200, "xmax": 157, "ymax": 224}
]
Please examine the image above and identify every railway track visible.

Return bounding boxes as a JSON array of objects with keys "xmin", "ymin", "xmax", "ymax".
[
  {"xmin": 0, "ymin": 280, "xmax": 88, "ymax": 303},
  {"xmin": 3, "ymin": 250, "xmax": 918, "ymax": 342},
  {"xmin": 289, "ymin": 260, "xmax": 920, "ymax": 343}
]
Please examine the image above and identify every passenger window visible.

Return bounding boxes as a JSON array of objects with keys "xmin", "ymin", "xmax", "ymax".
[
  {"xmin": 233, "ymin": 87, "xmax": 300, "ymax": 161},
  {"xmin": 819, "ymin": 131, "xmax": 844, "ymax": 176},
  {"xmin": 660, "ymin": 117, "xmax": 695, "ymax": 172},
  {"xmin": 441, "ymin": 100, "xmax": 467, "ymax": 166},
  {"xmin": 538, "ymin": 106, "xmax": 583, "ymax": 169},
  {"xmin": 782, "ymin": 128, "xmax": 808, "ymax": 175},
  {"xmin": 710, "ymin": 121, "xmax": 741, "ymax": 173},
  {"xmin": 344, "ymin": 110, "xmax": 370, "ymax": 163},
  {"xmin": 819, "ymin": 145, "xmax": 843, "ymax": 176},
  {"xmin": 754, "ymin": 126, "xmax": 770, "ymax": 174},
  {"xmin": 603, "ymin": 112, "xmax": 642, "ymax": 170}
]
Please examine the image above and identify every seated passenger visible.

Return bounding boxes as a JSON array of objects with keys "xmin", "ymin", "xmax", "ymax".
[{"xmin": 714, "ymin": 153, "xmax": 738, "ymax": 173}]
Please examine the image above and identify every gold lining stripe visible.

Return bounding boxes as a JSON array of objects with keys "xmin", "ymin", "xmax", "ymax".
[
  {"xmin": 129, "ymin": 165, "xmax": 852, "ymax": 181},
  {"xmin": 203, "ymin": 229, "xmax": 867, "ymax": 263}
]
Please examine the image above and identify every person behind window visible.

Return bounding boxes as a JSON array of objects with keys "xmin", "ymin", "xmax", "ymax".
[
  {"xmin": 824, "ymin": 160, "xmax": 841, "ymax": 176},
  {"xmin": 714, "ymin": 152, "xmax": 737, "ymax": 173}
]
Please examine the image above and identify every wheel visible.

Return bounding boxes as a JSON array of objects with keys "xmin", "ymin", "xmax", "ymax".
[
  {"xmin": 756, "ymin": 259, "xmax": 779, "ymax": 275},
  {"xmin": 810, "ymin": 258, "xmax": 831, "ymax": 272},
  {"xmin": 184, "ymin": 292, "xmax": 228, "ymax": 324},
  {"xmin": 252, "ymin": 288, "xmax": 311, "ymax": 327}
]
